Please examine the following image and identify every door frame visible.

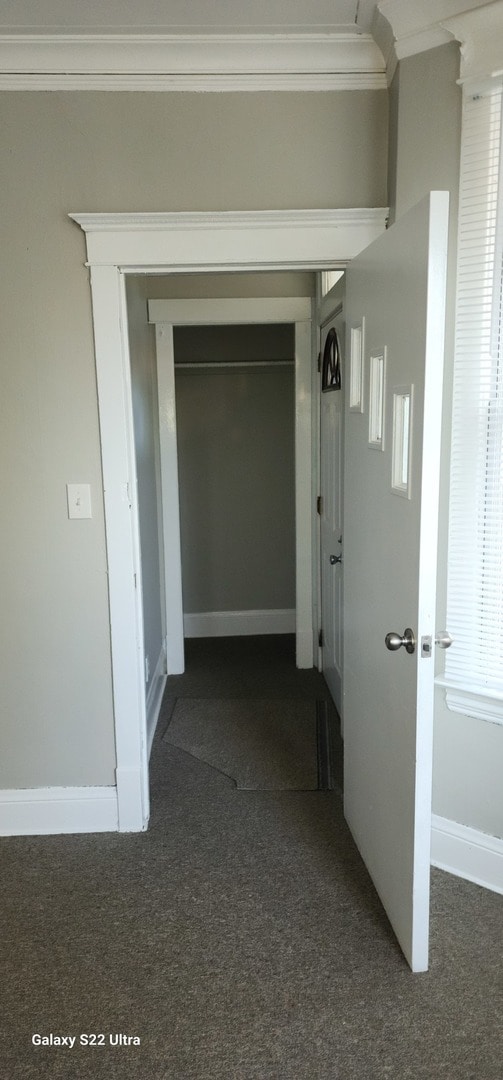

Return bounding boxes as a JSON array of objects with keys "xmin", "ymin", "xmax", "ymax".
[
  {"xmin": 69, "ymin": 208, "xmax": 387, "ymax": 832},
  {"xmin": 316, "ymin": 284, "xmax": 346, "ymax": 676},
  {"xmin": 318, "ymin": 297, "xmax": 345, "ymax": 714},
  {"xmin": 149, "ymin": 297, "xmax": 313, "ymax": 675}
]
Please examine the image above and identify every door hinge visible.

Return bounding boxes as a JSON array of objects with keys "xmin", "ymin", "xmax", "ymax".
[
  {"xmin": 317, "ymin": 351, "xmax": 321, "ymax": 373},
  {"xmin": 317, "ymin": 495, "xmax": 323, "ymax": 516},
  {"xmin": 318, "ymin": 628, "xmax": 324, "ymax": 648}
]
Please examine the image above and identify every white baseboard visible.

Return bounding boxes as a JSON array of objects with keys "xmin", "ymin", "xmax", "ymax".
[
  {"xmin": 184, "ymin": 608, "xmax": 296, "ymax": 638},
  {"xmin": 146, "ymin": 646, "xmax": 167, "ymax": 759},
  {"xmin": 0, "ymin": 786, "xmax": 118, "ymax": 836},
  {"xmin": 431, "ymin": 814, "xmax": 503, "ymax": 895}
]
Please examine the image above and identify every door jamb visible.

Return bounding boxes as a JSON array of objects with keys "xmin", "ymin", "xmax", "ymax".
[{"xmin": 316, "ymin": 278, "xmax": 347, "ymax": 674}]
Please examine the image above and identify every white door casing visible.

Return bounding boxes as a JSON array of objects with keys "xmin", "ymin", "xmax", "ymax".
[
  {"xmin": 343, "ymin": 192, "xmax": 449, "ymax": 972},
  {"xmin": 70, "ymin": 208, "xmax": 388, "ymax": 833},
  {"xmin": 154, "ymin": 323, "xmax": 185, "ymax": 675},
  {"xmin": 319, "ymin": 308, "xmax": 345, "ymax": 715},
  {"xmin": 150, "ymin": 298, "xmax": 313, "ymax": 674}
]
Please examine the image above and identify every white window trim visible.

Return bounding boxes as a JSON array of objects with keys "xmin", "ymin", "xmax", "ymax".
[{"xmin": 436, "ymin": 679, "xmax": 503, "ymax": 727}]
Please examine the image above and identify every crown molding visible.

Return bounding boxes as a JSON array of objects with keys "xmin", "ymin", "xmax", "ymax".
[
  {"xmin": 442, "ymin": 2, "xmax": 503, "ymax": 83},
  {"xmin": 0, "ymin": 7, "xmax": 498, "ymax": 89},
  {"xmin": 393, "ymin": 25, "xmax": 455, "ymax": 62},
  {"xmin": 0, "ymin": 71, "xmax": 387, "ymax": 91},
  {"xmin": 70, "ymin": 208, "xmax": 388, "ymax": 233},
  {"xmin": 378, "ymin": 0, "xmax": 490, "ymax": 43},
  {"xmin": 0, "ymin": 31, "xmax": 386, "ymax": 91},
  {"xmin": 377, "ymin": 0, "xmax": 496, "ymax": 83}
]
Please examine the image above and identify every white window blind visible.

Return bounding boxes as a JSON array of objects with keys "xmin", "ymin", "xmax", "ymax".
[{"xmin": 444, "ymin": 78, "xmax": 503, "ymax": 720}]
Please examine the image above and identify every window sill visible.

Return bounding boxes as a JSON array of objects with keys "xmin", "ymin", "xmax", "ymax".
[{"xmin": 435, "ymin": 677, "xmax": 503, "ymax": 727}]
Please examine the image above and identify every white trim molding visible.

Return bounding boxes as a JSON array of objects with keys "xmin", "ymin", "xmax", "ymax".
[
  {"xmin": 442, "ymin": 3, "xmax": 503, "ymax": 84},
  {"xmin": 431, "ymin": 814, "xmax": 503, "ymax": 895},
  {"xmin": 376, "ymin": 0, "xmax": 499, "ymax": 82},
  {"xmin": 70, "ymin": 206, "xmax": 388, "ymax": 834},
  {"xmin": 184, "ymin": 609, "xmax": 296, "ymax": 638},
  {"xmin": 435, "ymin": 678, "xmax": 503, "ymax": 727},
  {"xmin": 69, "ymin": 210, "xmax": 389, "ymax": 270},
  {"xmin": 149, "ymin": 294, "xmax": 315, "ymax": 675},
  {"xmin": 0, "ymin": 32, "xmax": 386, "ymax": 91},
  {"xmin": 0, "ymin": 7, "xmax": 498, "ymax": 89},
  {"xmin": 0, "ymin": 786, "xmax": 118, "ymax": 836}
]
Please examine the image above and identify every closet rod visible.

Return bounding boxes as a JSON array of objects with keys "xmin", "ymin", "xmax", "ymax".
[{"xmin": 175, "ymin": 360, "xmax": 294, "ymax": 369}]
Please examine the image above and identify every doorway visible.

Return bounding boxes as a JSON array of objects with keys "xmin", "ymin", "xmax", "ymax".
[
  {"xmin": 70, "ymin": 207, "xmax": 387, "ymax": 832},
  {"xmin": 149, "ymin": 295, "xmax": 314, "ymax": 678},
  {"xmin": 174, "ymin": 323, "xmax": 296, "ymax": 642}
]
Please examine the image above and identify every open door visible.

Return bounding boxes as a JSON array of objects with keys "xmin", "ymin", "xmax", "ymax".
[{"xmin": 343, "ymin": 193, "xmax": 449, "ymax": 972}]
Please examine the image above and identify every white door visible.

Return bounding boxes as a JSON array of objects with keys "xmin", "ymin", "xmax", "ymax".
[
  {"xmin": 319, "ymin": 310, "xmax": 344, "ymax": 714},
  {"xmin": 343, "ymin": 192, "xmax": 449, "ymax": 972}
]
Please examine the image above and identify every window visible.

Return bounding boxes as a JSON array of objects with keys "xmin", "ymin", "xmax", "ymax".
[
  {"xmin": 391, "ymin": 387, "xmax": 412, "ymax": 498},
  {"xmin": 349, "ymin": 320, "xmax": 364, "ymax": 412},
  {"xmin": 441, "ymin": 77, "xmax": 503, "ymax": 724},
  {"xmin": 368, "ymin": 350, "xmax": 386, "ymax": 450}
]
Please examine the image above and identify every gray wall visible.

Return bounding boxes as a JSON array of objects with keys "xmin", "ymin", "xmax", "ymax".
[
  {"xmin": 388, "ymin": 44, "xmax": 462, "ymax": 223},
  {"xmin": 0, "ymin": 89, "xmax": 387, "ymax": 789},
  {"xmin": 389, "ymin": 45, "xmax": 503, "ymax": 838},
  {"xmin": 174, "ymin": 323, "xmax": 294, "ymax": 364},
  {"xmin": 126, "ymin": 276, "xmax": 165, "ymax": 690},
  {"xmin": 147, "ymin": 272, "xmax": 317, "ymax": 300},
  {"xmin": 175, "ymin": 326, "xmax": 295, "ymax": 615}
]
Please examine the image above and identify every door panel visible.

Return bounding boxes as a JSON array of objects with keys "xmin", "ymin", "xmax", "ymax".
[
  {"xmin": 319, "ymin": 312, "xmax": 344, "ymax": 713},
  {"xmin": 343, "ymin": 193, "xmax": 449, "ymax": 972}
]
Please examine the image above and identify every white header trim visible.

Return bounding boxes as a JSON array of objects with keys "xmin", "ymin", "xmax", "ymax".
[
  {"xmin": 69, "ymin": 209, "xmax": 389, "ymax": 269},
  {"xmin": 71, "ymin": 208, "xmax": 387, "ymax": 233}
]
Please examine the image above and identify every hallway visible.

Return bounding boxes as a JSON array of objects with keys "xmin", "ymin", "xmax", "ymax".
[{"xmin": 2, "ymin": 637, "xmax": 502, "ymax": 1078}]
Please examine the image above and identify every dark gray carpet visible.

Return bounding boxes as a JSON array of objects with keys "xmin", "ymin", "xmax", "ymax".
[
  {"xmin": 1, "ymin": 636, "xmax": 502, "ymax": 1079},
  {"xmin": 164, "ymin": 697, "xmax": 318, "ymax": 789}
]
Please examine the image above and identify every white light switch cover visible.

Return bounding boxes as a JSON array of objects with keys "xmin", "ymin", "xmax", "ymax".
[{"xmin": 67, "ymin": 483, "xmax": 92, "ymax": 519}]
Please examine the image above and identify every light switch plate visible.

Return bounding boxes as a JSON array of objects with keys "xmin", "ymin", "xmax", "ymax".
[{"xmin": 67, "ymin": 483, "xmax": 92, "ymax": 519}]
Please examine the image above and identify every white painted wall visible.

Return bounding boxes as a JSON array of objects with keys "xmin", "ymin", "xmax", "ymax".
[
  {"xmin": 126, "ymin": 276, "xmax": 165, "ymax": 690},
  {"xmin": 0, "ymin": 90, "xmax": 386, "ymax": 789},
  {"xmin": 389, "ymin": 44, "xmax": 503, "ymax": 840}
]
